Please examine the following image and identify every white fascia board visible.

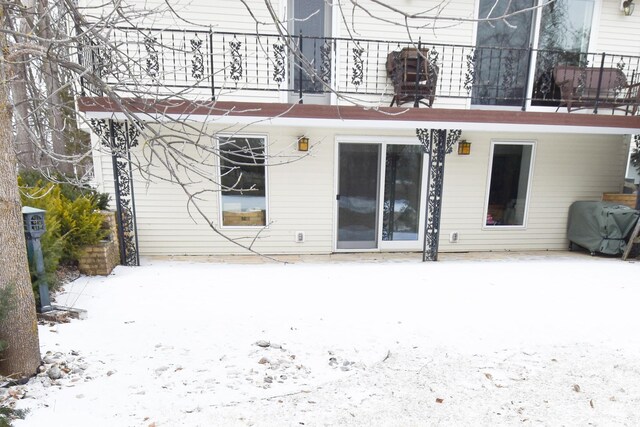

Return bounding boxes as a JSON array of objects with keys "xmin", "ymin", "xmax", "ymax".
[{"xmin": 82, "ymin": 110, "xmax": 638, "ymax": 135}]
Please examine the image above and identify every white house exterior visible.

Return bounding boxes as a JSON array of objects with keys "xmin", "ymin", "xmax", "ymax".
[{"xmin": 79, "ymin": 0, "xmax": 640, "ymax": 262}]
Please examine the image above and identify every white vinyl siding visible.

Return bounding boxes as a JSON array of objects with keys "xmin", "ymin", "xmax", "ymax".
[
  {"xmin": 439, "ymin": 131, "xmax": 628, "ymax": 252},
  {"xmin": 92, "ymin": 125, "xmax": 628, "ymax": 256},
  {"xmin": 80, "ymin": 0, "xmax": 276, "ymax": 33},
  {"xmin": 332, "ymin": 0, "xmax": 476, "ymax": 110},
  {"xmin": 80, "ymin": 0, "xmax": 480, "ymax": 107},
  {"xmin": 94, "ymin": 124, "xmax": 337, "ymax": 255},
  {"xmin": 83, "ymin": 0, "xmax": 635, "ymax": 256},
  {"xmin": 333, "ymin": 0, "xmax": 476, "ymax": 46},
  {"xmin": 594, "ymin": 0, "xmax": 640, "ymax": 56},
  {"xmin": 79, "ymin": 0, "xmax": 640, "ymax": 107}
]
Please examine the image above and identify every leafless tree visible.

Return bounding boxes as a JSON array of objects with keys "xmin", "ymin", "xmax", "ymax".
[
  {"xmin": 0, "ymin": 0, "xmax": 561, "ymax": 378},
  {"xmin": 0, "ymin": 0, "xmax": 176, "ymax": 378}
]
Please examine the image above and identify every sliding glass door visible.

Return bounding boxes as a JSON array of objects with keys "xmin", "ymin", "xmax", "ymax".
[
  {"xmin": 532, "ymin": 0, "xmax": 596, "ymax": 105},
  {"xmin": 473, "ymin": 0, "xmax": 535, "ymax": 106},
  {"xmin": 382, "ymin": 145, "xmax": 423, "ymax": 242},
  {"xmin": 336, "ymin": 142, "xmax": 425, "ymax": 250},
  {"xmin": 336, "ymin": 143, "xmax": 380, "ymax": 249},
  {"xmin": 473, "ymin": 0, "xmax": 596, "ymax": 107}
]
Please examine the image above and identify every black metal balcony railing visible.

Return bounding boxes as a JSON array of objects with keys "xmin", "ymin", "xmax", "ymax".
[{"xmin": 81, "ymin": 27, "xmax": 640, "ymax": 114}]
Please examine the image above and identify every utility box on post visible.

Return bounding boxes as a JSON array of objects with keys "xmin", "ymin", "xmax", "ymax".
[{"xmin": 22, "ymin": 206, "xmax": 52, "ymax": 313}]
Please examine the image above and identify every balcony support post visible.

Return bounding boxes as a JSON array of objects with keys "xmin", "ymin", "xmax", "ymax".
[
  {"xmin": 417, "ymin": 128, "xmax": 461, "ymax": 262},
  {"xmin": 91, "ymin": 119, "xmax": 142, "ymax": 267}
]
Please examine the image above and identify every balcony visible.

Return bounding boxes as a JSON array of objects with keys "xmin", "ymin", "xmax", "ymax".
[{"xmin": 81, "ymin": 27, "xmax": 640, "ymax": 115}]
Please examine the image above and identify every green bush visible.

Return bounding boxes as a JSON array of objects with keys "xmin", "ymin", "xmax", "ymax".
[
  {"xmin": 59, "ymin": 196, "xmax": 109, "ymax": 260},
  {"xmin": 19, "ymin": 171, "xmax": 110, "ymax": 210},
  {"xmin": 18, "ymin": 175, "xmax": 109, "ymax": 292}
]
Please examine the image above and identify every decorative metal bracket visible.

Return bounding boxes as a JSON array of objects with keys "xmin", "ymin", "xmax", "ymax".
[
  {"xmin": 91, "ymin": 119, "xmax": 143, "ymax": 266},
  {"xmin": 417, "ymin": 128, "xmax": 461, "ymax": 261},
  {"xmin": 320, "ymin": 39, "xmax": 332, "ymax": 85},
  {"xmin": 272, "ymin": 41, "xmax": 285, "ymax": 83},
  {"xmin": 144, "ymin": 34, "xmax": 159, "ymax": 78},
  {"xmin": 463, "ymin": 49, "xmax": 477, "ymax": 94},
  {"xmin": 351, "ymin": 42, "xmax": 364, "ymax": 87},
  {"xmin": 445, "ymin": 129, "xmax": 462, "ymax": 154},
  {"xmin": 229, "ymin": 36, "xmax": 243, "ymax": 81},
  {"xmin": 191, "ymin": 35, "xmax": 204, "ymax": 80}
]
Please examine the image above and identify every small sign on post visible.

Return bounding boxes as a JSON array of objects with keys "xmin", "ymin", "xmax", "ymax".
[{"xmin": 22, "ymin": 206, "xmax": 52, "ymax": 313}]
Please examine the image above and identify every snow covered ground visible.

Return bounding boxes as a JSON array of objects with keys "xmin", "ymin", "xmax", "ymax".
[{"xmin": 12, "ymin": 253, "xmax": 640, "ymax": 426}]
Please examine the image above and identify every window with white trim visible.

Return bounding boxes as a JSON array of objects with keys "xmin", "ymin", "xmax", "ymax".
[
  {"xmin": 485, "ymin": 142, "xmax": 534, "ymax": 227},
  {"xmin": 219, "ymin": 136, "xmax": 267, "ymax": 227}
]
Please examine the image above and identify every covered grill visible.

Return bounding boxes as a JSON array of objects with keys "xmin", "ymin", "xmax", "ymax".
[{"xmin": 567, "ymin": 201, "xmax": 639, "ymax": 255}]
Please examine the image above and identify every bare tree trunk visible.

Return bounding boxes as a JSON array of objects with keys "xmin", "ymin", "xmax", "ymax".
[
  {"xmin": 12, "ymin": 66, "xmax": 35, "ymax": 169},
  {"xmin": 11, "ymin": 0, "xmax": 37, "ymax": 170},
  {"xmin": 0, "ymin": 9, "xmax": 42, "ymax": 379},
  {"xmin": 38, "ymin": 0, "xmax": 72, "ymax": 176}
]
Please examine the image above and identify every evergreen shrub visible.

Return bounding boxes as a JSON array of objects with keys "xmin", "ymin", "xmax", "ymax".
[{"xmin": 18, "ymin": 174, "xmax": 109, "ymax": 292}]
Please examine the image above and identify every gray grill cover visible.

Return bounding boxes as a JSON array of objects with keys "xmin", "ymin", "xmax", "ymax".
[{"xmin": 567, "ymin": 201, "xmax": 639, "ymax": 255}]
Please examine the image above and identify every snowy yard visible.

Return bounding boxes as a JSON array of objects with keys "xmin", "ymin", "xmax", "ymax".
[{"xmin": 11, "ymin": 253, "xmax": 640, "ymax": 426}]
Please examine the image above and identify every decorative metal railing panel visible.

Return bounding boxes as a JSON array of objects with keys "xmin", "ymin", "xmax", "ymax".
[{"xmin": 82, "ymin": 27, "xmax": 640, "ymax": 112}]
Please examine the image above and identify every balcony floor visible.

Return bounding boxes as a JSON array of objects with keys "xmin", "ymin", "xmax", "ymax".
[{"xmin": 78, "ymin": 97, "xmax": 640, "ymax": 134}]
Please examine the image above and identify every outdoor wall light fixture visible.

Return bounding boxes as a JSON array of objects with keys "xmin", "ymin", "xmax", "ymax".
[
  {"xmin": 622, "ymin": 0, "xmax": 635, "ymax": 16},
  {"xmin": 297, "ymin": 136, "xmax": 309, "ymax": 152},
  {"xmin": 457, "ymin": 140, "xmax": 471, "ymax": 155}
]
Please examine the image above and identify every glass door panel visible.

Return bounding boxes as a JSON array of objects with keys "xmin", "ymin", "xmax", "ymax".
[
  {"xmin": 473, "ymin": 0, "xmax": 534, "ymax": 106},
  {"xmin": 337, "ymin": 144, "xmax": 380, "ymax": 249},
  {"xmin": 289, "ymin": 0, "xmax": 331, "ymax": 103},
  {"xmin": 532, "ymin": 0, "xmax": 595, "ymax": 105},
  {"xmin": 382, "ymin": 145, "xmax": 423, "ymax": 241}
]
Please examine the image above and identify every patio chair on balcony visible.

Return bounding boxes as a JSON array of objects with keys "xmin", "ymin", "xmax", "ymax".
[
  {"xmin": 554, "ymin": 65, "xmax": 640, "ymax": 115},
  {"xmin": 386, "ymin": 48, "xmax": 438, "ymax": 107}
]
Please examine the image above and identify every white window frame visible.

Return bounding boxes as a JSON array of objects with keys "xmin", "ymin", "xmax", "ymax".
[
  {"xmin": 216, "ymin": 133, "xmax": 270, "ymax": 229},
  {"xmin": 333, "ymin": 135, "xmax": 428, "ymax": 252},
  {"xmin": 482, "ymin": 140, "xmax": 536, "ymax": 230}
]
